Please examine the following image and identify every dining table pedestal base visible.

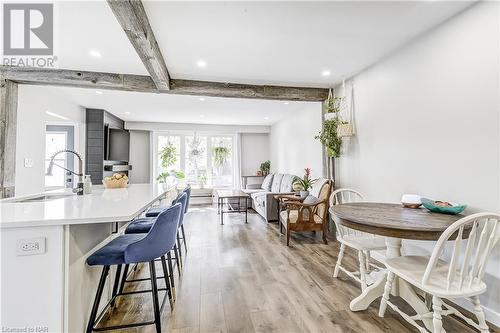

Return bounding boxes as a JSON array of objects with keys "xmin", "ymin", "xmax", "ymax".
[{"xmin": 349, "ymin": 238, "xmax": 434, "ymax": 332}]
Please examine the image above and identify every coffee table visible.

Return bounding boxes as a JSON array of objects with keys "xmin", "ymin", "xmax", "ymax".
[{"xmin": 216, "ymin": 189, "xmax": 250, "ymax": 225}]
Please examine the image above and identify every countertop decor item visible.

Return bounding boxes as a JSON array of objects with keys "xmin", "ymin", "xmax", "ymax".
[
  {"xmin": 421, "ymin": 198, "xmax": 466, "ymax": 215},
  {"xmin": 401, "ymin": 194, "xmax": 422, "ymax": 208},
  {"xmin": 103, "ymin": 173, "xmax": 129, "ymax": 189}
]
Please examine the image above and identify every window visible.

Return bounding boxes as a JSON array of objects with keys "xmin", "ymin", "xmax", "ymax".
[
  {"xmin": 154, "ymin": 133, "xmax": 235, "ymax": 188},
  {"xmin": 185, "ymin": 135, "xmax": 208, "ymax": 186},
  {"xmin": 157, "ymin": 135, "xmax": 181, "ymax": 181},
  {"xmin": 211, "ymin": 136, "xmax": 233, "ymax": 187},
  {"xmin": 45, "ymin": 125, "xmax": 75, "ymax": 189}
]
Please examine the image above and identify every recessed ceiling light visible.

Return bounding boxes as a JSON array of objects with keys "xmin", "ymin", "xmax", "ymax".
[
  {"xmin": 199, "ymin": 97, "xmax": 205, "ymax": 101},
  {"xmin": 264, "ymin": 117, "xmax": 269, "ymax": 120},
  {"xmin": 321, "ymin": 70, "xmax": 331, "ymax": 77},
  {"xmin": 283, "ymin": 102, "xmax": 289, "ymax": 105},
  {"xmin": 125, "ymin": 112, "xmax": 131, "ymax": 115},
  {"xmin": 199, "ymin": 114, "xmax": 205, "ymax": 118},
  {"xmin": 89, "ymin": 49, "xmax": 102, "ymax": 58},
  {"xmin": 196, "ymin": 59, "xmax": 207, "ymax": 68},
  {"xmin": 95, "ymin": 90, "xmax": 103, "ymax": 95}
]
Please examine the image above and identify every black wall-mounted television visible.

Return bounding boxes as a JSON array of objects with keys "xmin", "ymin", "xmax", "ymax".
[{"xmin": 106, "ymin": 127, "xmax": 130, "ymax": 162}]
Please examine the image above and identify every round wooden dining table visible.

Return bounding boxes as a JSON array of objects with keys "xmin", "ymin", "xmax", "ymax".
[{"xmin": 330, "ymin": 202, "xmax": 463, "ymax": 331}]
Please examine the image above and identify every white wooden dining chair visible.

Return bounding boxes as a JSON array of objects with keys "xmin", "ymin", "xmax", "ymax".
[
  {"xmin": 379, "ymin": 212, "xmax": 500, "ymax": 333},
  {"xmin": 330, "ymin": 189, "xmax": 386, "ymax": 290}
]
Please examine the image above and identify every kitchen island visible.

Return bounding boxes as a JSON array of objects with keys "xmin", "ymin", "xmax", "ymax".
[{"xmin": 0, "ymin": 183, "xmax": 177, "ymax": 333}]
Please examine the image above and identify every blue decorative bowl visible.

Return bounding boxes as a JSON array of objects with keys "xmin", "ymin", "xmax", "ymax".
[{"xmin": 421, "ymin": 198, "xmax": 466, "ymax": 215}]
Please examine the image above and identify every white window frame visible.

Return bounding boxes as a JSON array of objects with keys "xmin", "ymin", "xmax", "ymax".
[{"xmin": 152, "ymin": 131, "xmax": 237, "ymax": 189}]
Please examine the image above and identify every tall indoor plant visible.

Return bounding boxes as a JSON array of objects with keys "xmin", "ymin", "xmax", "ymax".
[{"xmin": 315, "ymin": 89, "xmax": 349, "ymax": 182}]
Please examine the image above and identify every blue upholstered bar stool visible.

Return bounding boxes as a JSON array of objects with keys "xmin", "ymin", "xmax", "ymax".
[
  {"xmin": 85, "ymin": 203, "xmax": 182, "ymax": 333},
  {"xmin": 126, "ymin": 191, "xmax": 188, "ymax": 275},
  {"xmin": 145, "ymin": 186, "xmax": 191, "ymax": 254}
]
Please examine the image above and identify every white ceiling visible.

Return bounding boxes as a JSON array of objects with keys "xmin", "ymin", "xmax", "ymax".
[
  {"xmin": 46, "ymin": 86, "xmax": 319, "ymax": 126},
  {"xmin": 53, "ymin": 1, "xmax": 474, "ymax": 87},
  {"xmin": 39, "ymin": 1, "xmax": 475, "ymax": 125}
]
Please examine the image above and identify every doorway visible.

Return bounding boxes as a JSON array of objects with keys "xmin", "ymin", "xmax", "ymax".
[{"xmin": 45, "ymin": 125, "xmax": 75, "ymax": 189}]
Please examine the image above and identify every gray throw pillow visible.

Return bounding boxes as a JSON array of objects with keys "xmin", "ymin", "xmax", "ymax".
[
  {"xmin": 261, "ymin": 174, "xmax": 274, "ymax": 191},
  {"xmin": 303, "ymin": 195, "xmax": 319, "ymax": 205}
]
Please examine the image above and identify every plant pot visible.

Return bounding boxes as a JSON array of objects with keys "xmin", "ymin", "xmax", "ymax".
[
  {"xmin": 338, "ymin": 123, "xmax": 354, "ymax": 137},
  {"xmin": 300, "ymin": 190, "xmax": 309, "ymax": 197},
  {"xmin": 324, "ymin": 113, "xmax": 336, "ymax": 121}
]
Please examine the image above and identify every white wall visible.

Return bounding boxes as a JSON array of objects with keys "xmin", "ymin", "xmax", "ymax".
[
  {"xmin": 128, "ymin": 130, "xmax": 151, "ymax": 183},
  {"xmin": 241, "ymin": 133, "xmax": 269, "ymax": 176},
  {"xmin": 338, "ymin": 2, "xmax": 500, "ymax": 323},
  {"xmin": 269, "ymin": 103, "xmax": 323, "ymax": 178},
  {"xmin": 15, "ymin": 86, "xmax": 85, "ymax": 196}
]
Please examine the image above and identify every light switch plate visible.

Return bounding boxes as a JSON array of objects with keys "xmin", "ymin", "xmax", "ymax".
[
  {"xmin": 17, "ymin": 237, "xmax": 46, "ymax": 256},
  {"xmin": 24, "ymin": 158, "xmax": 34, "ymax": 168}
]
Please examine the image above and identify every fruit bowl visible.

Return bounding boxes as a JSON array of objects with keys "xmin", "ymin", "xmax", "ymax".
[
  {"xmin": 102, "ymin": 173, "xmax": 129, "ymax": 189},
  {"xmin": 421, "ymin": 198, "xmax": 466, "ymax": 215}
]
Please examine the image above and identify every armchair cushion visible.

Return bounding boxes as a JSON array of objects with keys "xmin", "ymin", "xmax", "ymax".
[
  {"xmin": 280, "ymin": 174, "xmax": 296, "ymax": 193},
  {"xmin": 271, "ymin": 174, "xmax": 283, "ymax": 192},
  {"xmin": 280, "ymin": 210, "xmax": 322, "ymax": 224},
  {"xmin": 261, "ymin": 174, "xmax": 274, "ymax": 191},
  {"xmin": 303, "ymin": 195, "xmax": 319, "ymax": 205},
  {"xmin": 310, "ymin": 178, "xmax": 329, "ymax": 198}
]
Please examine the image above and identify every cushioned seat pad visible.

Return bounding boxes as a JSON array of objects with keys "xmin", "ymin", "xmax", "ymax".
[
  {"xmin": 280, "ymin": 210, "xmax": 322, "ymax": 224},
  {"xmin": 86, "ymin": 234, "xmax": 146, "ymax": 266},
  {"xmin": 145, "ymin": 206, "xmax": 165, "ymax": 217},
  {"xmin": 125, "ymin": 217, "xmax": 155, "ymax": 234}
]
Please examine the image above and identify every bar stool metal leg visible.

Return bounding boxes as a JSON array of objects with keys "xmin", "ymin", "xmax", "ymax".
[
  {"xmin": 118, "ymin": 264, "xmax": 129, "ymax": 295},
  {"xmin": 160, "ymin": 255, "xmax": 174, "ymax": 308},
  {"xmin": 86, "ymin": 266, "xmax": 110, "ymax": 333},
  {"xmin": 149, "ymin": 261, "xmax": 162, "ymax": 333},
  {"xmin": 166, "ymin": 251, "xmax": 176, "ymax": 299},
  {"xmin": 110, "ymin": 264, "xmax": 122, "ymax": 308},
  {"xmin": 176, "ymin": 232, "xmax": 183, "ymax": 267},
  {"xmin": 181, "ymin": 224, "xmax": 187, "ymax": 253},
  {"xmin": 173, "ymin": 243, "xmax": 182, "ymax": 276}
]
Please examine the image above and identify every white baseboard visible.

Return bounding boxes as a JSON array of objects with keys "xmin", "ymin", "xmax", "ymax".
[{"xmin": 369, "ymin": 251, "xmax": 500, "ymax": 327}]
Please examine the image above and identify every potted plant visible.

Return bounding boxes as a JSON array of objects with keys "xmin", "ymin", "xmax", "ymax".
[
  {"xmin": 213, "ymin": 146, "xmax": 230, "ymax": 167},
  {"xmin": 159, "ymin": 141, "xmax": 177, "ymax": 169},
  {"xmin": 197, "ymin": 174, "xmax": 207, "ymax": 189},
  {"xmin": 294, "ymin": 168, "xmax": 317, "ymax": 197},
  {"xmin": 260, "ymin": 160, "xmax": 271, "ymax": 176}
]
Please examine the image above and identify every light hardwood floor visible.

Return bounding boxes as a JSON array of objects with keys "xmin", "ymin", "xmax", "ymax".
[{"xmin": 99, "ymin": 206, "xmax": 499, "ymax": 333}]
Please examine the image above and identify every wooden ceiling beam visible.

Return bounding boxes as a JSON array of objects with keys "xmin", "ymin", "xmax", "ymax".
[
  {"xmin": 0, "ymin": 66, "xmax": 328, "ymax": 101},
  {"xmin": 107, "ymin": 0, "xmax": 170, "ymax": 90}
]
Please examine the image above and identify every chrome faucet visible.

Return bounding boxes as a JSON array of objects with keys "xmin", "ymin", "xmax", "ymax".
[{"xmin": 46, "ymin": 149, "xmax": 84, "ymax": 195}]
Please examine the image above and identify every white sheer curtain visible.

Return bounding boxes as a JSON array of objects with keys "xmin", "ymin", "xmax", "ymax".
[{"xmin": 233, "ymin": 133, "xmax": 242, "ymax": 189}]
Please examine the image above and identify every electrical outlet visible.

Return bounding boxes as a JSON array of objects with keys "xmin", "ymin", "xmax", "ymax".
[
  {"xmin": 17, "ymin": 237, "xmax": 46, "ymax": 256},
  {"xmin": 24, "ymin": 158, "xmax": 34, "ymax": 168}
]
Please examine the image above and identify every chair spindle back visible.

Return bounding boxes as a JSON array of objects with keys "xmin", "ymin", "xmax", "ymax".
[
  {"xmin": 422, "ymin": 212, "xmax": 500, "ymax": 292},
  {"xmin": 330, "ymin": 189, "xmax": 365, "ymax": 239}
]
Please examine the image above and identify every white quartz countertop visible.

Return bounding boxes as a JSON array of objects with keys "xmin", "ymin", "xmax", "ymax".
[{"xmin": 0, "ymin": 183, "xmax": 175, "ymax": 228}]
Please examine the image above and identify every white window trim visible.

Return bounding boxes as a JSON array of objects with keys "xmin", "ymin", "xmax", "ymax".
[{"xmin": 152, "ymin": 130, "xmax": 237, "ymax": 189}]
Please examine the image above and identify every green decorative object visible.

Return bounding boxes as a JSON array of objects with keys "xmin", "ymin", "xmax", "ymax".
[
  {"xmin": 293, "ymin": 168, "xmax": 317, "ymax": 191},
  {"xmin": 213, "ymin": 146, "xmax": 230, "ymax": 167},
  {"xmin": 159, "ymin": 142, "xmax": 177, "ymax": 169},
  {"xmin": 421, "ymin": 198, "xmax": 466, "ymax": 215},
  {"xmin": 315, "ymin": 89, "xmax": 345, "ymax": 158},
  {"xmin": 260, "ymin": 160, "xmax": 271, "ymax": 176}
]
